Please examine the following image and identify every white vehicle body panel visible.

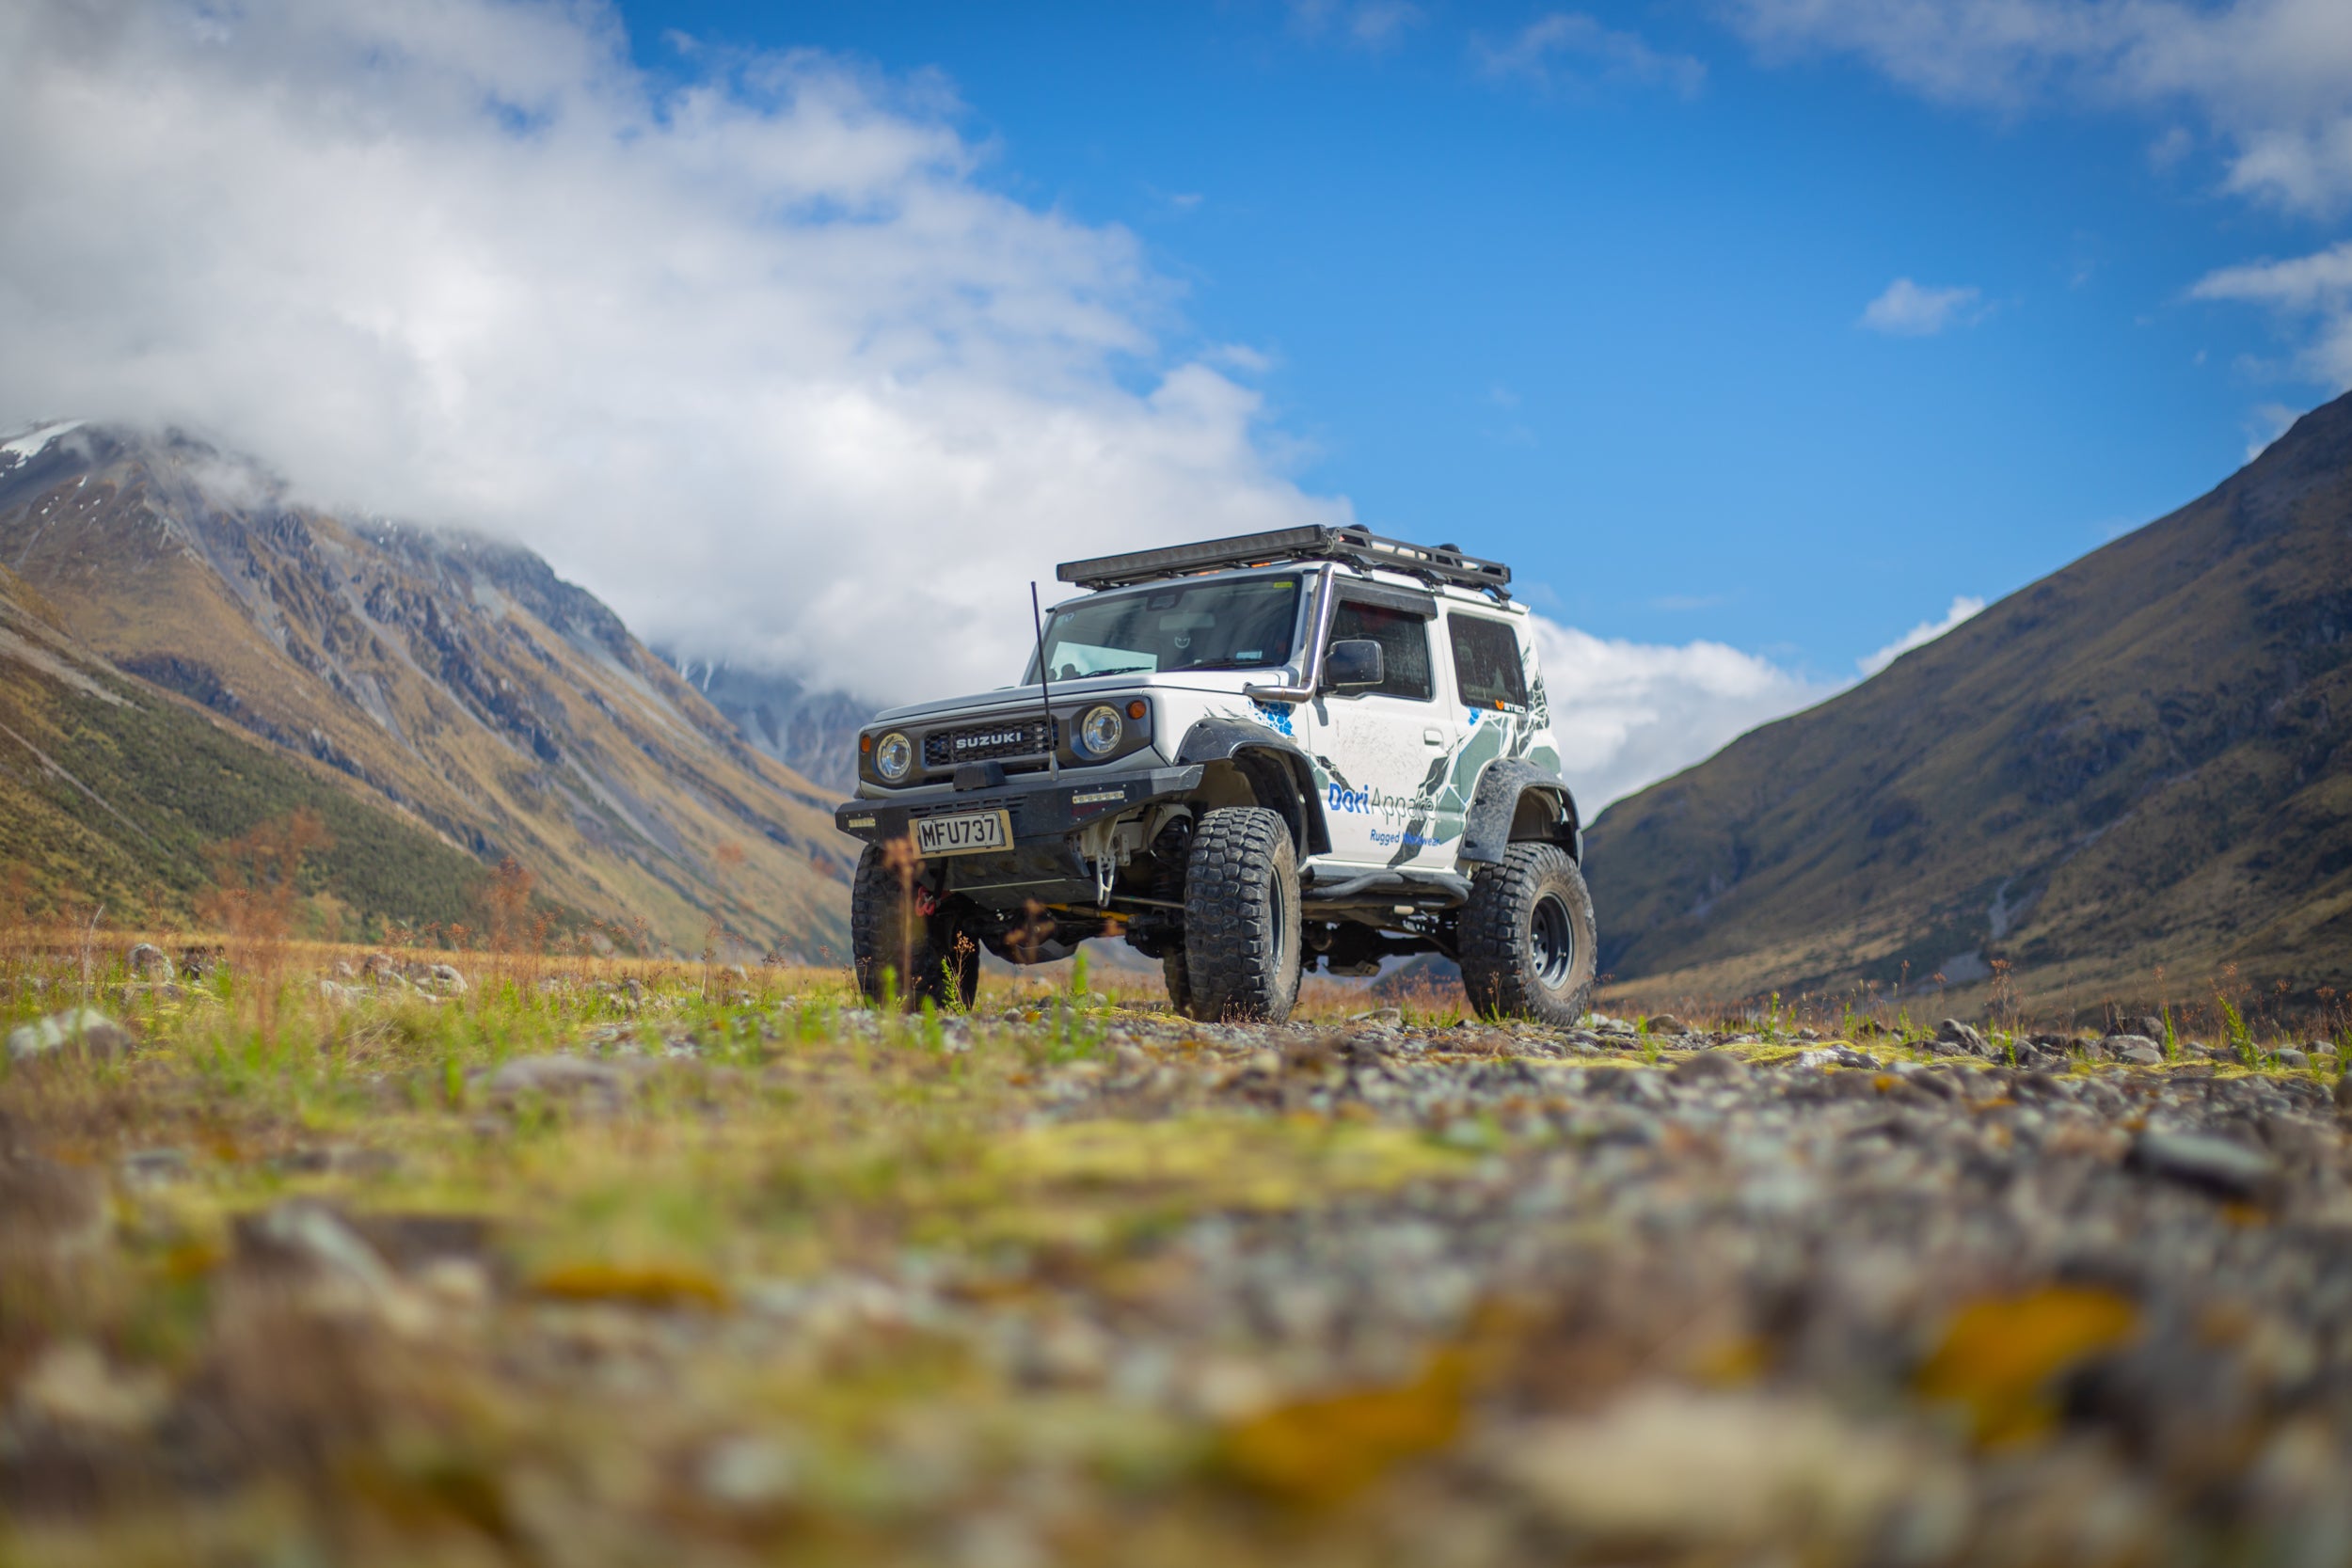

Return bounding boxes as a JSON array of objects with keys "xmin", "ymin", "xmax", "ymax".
[{"xmin": 851, "ymin": 562, "xmax": 1563, "ymax": 881}]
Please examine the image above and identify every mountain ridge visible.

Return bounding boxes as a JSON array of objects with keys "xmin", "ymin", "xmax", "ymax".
[
  {"xmin": 0, "ymin": 423, "xmax": 852, "ymax": 957},
  {"xmin": 1584, "ymin": 391, "xmax": 2352, "ymax": 1011}
]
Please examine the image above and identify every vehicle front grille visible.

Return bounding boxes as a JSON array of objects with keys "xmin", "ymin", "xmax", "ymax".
[{"xmin": 923, "ymin": 718, "xmax": 1057, "ymax": 768}]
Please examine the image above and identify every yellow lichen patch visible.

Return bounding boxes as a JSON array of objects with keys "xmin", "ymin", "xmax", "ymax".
[
  {"xmin": 1218, "ymin": 1351, "xmax": 1468, "ymax": 1506},
  {"xmin": 1688, "ymin": 1334, "xmax": 1771, "ymax": 1388},
  {"xmin": 531, "ymin": 1261, "xmax": 730, "ymax": 1311},
  {"xmin": 991, "ymin": 1116, "xmax": 1470, "ymax": 1213},
  {"xmin": 1915, "ymin": 1285, "xmax": 2138, "ymax": 1445}
]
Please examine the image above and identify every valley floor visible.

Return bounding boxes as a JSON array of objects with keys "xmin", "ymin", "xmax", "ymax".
[{"xmin": 5, "ymin": 947, "xmax": 2352, "ymax": 1565}]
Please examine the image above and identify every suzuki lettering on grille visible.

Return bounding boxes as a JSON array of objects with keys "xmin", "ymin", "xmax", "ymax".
[{"xmin": 926, "ymin": 719, "xmax": 1055, "ymax": 768}]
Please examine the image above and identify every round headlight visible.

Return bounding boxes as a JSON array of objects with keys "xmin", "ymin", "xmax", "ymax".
[
  {"xmin": 874, "ymin": 732, "xmax": 914, "ymax": 782},
  {"xmin": 1075, "ymin": 705, "xmax": 1123, "ymax": 757}
]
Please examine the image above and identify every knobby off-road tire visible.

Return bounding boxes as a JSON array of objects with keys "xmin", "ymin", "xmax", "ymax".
[
  {"xmin": 1150, "ymin": 819, "xmax": 1194, "ymax": 1015},
  {"xmin": 1179, "ymin": 807, "xmax": 1301, "ymax": 1022},
  {"xmin": 850, "ymin": 845, "xmax": 978, "ymax": 1011},
  {"xmin": 1458, "ymin": 841, "xmax": 1597, "ymax": 1026},
  {"xmin": 1161, "ymin": 948, "xmax": 1192, "ymax": 1017}
]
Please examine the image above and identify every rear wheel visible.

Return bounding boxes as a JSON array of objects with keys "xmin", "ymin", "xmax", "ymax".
[
  {"xmin": 850, "ymin": 845, "xmax": 978, "ymax": 1010},
  {"xmin": 1178, "ymin": 807, "xmax": 1301, "ymax": 1022},
  {"xmin": 1458, "ymin": 842, "xmax": 1596, "ymax": 1025}
]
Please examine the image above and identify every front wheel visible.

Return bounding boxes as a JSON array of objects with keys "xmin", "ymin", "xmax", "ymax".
[
  {"xmin": 1161, "ymin": 947, "xmax": 1192, "ymax": 1016},
  {"xmin": 1457, "ymin": 843, "xmax": 1596, "ymax": 1026},
  {"xmin": 1178, "ymin": 806, "xmax": 1301, "ymax": 1022},
  {"xmin": 850, "ymin": 845, "xmax": 978, "ymax": 1010}
]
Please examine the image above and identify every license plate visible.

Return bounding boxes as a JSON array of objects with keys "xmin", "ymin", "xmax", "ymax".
[{"xmin": 914, "ymin": 809, "xmax": 1012, "ymax": 857}]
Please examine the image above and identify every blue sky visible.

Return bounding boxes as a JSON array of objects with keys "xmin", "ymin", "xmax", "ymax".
[
  {"xmin": 7, "ymin": 0, "xmax": 2349, "ymax": 804},
  {"xmin": 630, "ymin": 0, "xmax": 2335, "ymax": 675}
]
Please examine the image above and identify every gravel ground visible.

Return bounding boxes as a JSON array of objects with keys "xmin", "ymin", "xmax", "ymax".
[{"xmin": 6, "ymin": 983, "xmax": 2352, "ymax": 1566}]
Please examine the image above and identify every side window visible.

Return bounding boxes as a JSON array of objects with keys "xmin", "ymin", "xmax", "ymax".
[
  {"xmin": 1450, "ymin": 615, "xmax": 1527, "ymax": 709},
  {"xmin": 1328, "ymin": 600, "xmax": 1433, "ymax": 701}
]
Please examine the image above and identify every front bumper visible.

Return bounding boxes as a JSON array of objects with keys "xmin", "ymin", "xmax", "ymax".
[{"xmin": 834, "ymin": 765, "xmax": 1204, "ymax": 851}]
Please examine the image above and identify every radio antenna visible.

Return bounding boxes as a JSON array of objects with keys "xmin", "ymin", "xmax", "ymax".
[{"xmin": 1029, "ymin": 582, "xmax": 1059, "ymax": 781}]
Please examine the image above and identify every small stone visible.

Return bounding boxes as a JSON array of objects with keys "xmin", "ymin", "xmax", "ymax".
[
  {"xmin": 2126, "ymin": 1131, "xmax": 2280, "ymax": 1202},
  {"xmin": 2274, "ymin": 1048, "xmax": 2309, "ymax": 1069},
  {"xmin": 2133, "ymin": 1015, "xmax": 2167, "ymax": 1040},
  {"xmin": 1673, "ymin": 1049, "xmax": 1749, "ymax": 1084},
  {"xmin": 421, "ymin": 962, "xmax": 469, "ymax": 996},
  {"xmin": 0, "ymin": 1154, "xmax": 109, "ymax": 1259},
  {"xmin": 2335, "ymin": 1076, "xmax": 2352, "ymax": 1117},
  {"xmin": 1935, "ymin": 1019, "xmax": 1986, "ymax": 1056},
  {"xmin": 119, "ymin": 1147, "xmax": 191, "ymax": 1188},
  {"xmin": 1645, "ymin": 1014, "xmax": 1686, "ymax": 1035},
  {"xmin": 7, "ymin": 1007, "xmax": 131, "ymax": 1063},
  {"xmin": 487, "ymin": 1053, "xmax": 630, "ymax": 1105},
  {"xmin": 698, "ymin": 1434, "xmax": 797, "ymax": 1510},
  {"xmin": 15, "ymin": 1342, "xmax": 167, "ymax": 1435},
  {"xmin": 1494, "ymin": 1389, "xmax": 1948, "ymax": 1549},
  {"xmin": 126, "ymin": 942, "xmax": 175, "ymax": 982},
  {"xmin": 2104, "ymin": 1035, "xmax": 2163, "ymax": 1066},
  {"xmin": 416, "ymin": 1256, "xmax": 493, "ymax": 1310}
]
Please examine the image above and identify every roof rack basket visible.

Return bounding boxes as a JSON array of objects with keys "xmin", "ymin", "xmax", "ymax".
[{"xmin": 1057, "ymin": 526, "xmax": 1511, "ymax": 598}]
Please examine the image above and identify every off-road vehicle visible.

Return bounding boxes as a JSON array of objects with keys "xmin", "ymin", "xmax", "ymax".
[{"xmin": 834, "ymin": 527, "xmax": 1594, "ymax": 1024}]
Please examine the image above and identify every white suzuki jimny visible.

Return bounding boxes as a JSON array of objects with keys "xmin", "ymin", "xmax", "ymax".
[{"xmin": 834, "ymin": 527, "xmax": 1594, "ymax": 1024}]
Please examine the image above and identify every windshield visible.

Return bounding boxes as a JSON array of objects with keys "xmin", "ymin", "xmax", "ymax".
[{"xmin": 1025, "ymin": 576, "xmax": 1303, "ymax": 683}]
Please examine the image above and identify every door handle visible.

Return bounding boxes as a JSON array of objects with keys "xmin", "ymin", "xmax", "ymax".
[{"xmin": 1422, "ymin": 728, "xmax": 1444, "ymax": 745}]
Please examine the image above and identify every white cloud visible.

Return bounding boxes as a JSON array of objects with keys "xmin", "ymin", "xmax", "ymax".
[
  {"xmin": 2240, "ymin": 400, "xmax": 2303, "ymax": 458},
  {"xmin": 1530, "ymin": 621, "xmax": 1836, "ymax": 809},
  {"xmin": 0, "ymin": 0, "xmax": 1343, "ymax": 705},
  {"xmin": 2192, "ymin": 242, "xmax": 2352, "ymax": 387},
  {"xmin": 1725, "ymin": 0, "xmax": 2352, "ymax": 213},
  {"xmin": 0, "ymin": 0, "xmax": 1844, "ymax": 814},
  {"xmin": 1858, "ymin": 277, "xmax": 1984, "ymax": 336},
  {"xmin": 1288, "ymin": 0, "xmax": 1423, "ymax": 51},
  {"xmin": 1857, "ymin": 594, "xmax": 1983, "ymax": 676},
  {"xmin": 1727, "ymin": 1, "xmax": 2352, "ymax": 407},
  {"xmin": 1475, "ymin": 13, "xmax": 1708, "ymax": 97}
]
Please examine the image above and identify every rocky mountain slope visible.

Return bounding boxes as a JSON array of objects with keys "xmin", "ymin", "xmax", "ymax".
[
  {"xmin": 660, "ymin": 653, "xmax": 866, "ymax": 796},
  {"xmin": 1586, "ymin": 392, "xmax": 2352, "ymax": 1011},
  {"xmin": 0, "ymin": 562, "xmax": 490, "ymax": 931},
  {"xmin": 0, "ymin": 424, "xmax": 852, "ymax": 958}
]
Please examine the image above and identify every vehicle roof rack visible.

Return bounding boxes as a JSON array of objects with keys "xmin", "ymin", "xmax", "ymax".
[{"xmin": 1057, "ymin": 526, "xmax": 1512, "ymax": 599}]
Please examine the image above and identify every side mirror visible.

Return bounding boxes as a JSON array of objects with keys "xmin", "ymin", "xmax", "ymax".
[{"xmin": 1324, "ymin": 639, "xmax": 1384, "ymax": 691}]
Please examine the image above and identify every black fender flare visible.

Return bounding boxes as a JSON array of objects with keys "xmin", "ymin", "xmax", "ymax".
[
  {"xmin": 1457, "ymin": 758, "xmax": 1581, "ymax": 866},
  {"xmin": 1174, "ymin": 718, "xmax": 1332, "ymax": 858}
]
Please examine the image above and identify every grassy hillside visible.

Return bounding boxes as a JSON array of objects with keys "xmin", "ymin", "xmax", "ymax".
[
  {"xmin": 0, "ymin": 426, "xmax": 853, "ymax": 958},
  {"xmin": 1585, "ymin": 392, "xmax": 2352, "ymax": 1013},
  {"xmin": 0, "ymin": 569, "xmax": 489, "ymax": 933}
]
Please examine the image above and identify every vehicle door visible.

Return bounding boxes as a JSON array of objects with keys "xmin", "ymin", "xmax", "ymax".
[
  {"xmin": 1309, "ymin": 584, "xmax": 1450, "ymax": 867},
  {"xmin": 1434, "ymin": 607, "xmax": 1536, "ymax": 828}
]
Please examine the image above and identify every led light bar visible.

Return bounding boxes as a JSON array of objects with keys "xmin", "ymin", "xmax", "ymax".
[{"xmin": 1057, "ymin": 526, "xmax": 1511, "ymax": 597}]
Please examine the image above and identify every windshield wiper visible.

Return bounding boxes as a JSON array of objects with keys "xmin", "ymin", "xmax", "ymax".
[{"xmin": 1069, "ymin": 664, "xmax": 1155, "ymax": 678}]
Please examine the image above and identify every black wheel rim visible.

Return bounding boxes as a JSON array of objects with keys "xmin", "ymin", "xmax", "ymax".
[{"xmin": 1531, "ymin": 892, "xmax": 1575, "ymax": 990}]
